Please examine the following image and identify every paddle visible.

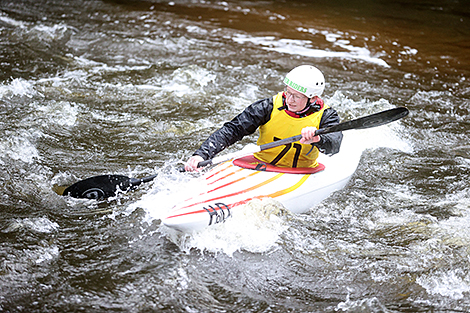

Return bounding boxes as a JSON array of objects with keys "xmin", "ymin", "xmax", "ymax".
[{"xmin": 61, "ymin": 106, "xmax": 409, "ymax": 200}]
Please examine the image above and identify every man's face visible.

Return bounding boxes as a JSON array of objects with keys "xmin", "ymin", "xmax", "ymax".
[{"xmin": 285, "ymin": 87, "xmax": 308, "ymax": 112}]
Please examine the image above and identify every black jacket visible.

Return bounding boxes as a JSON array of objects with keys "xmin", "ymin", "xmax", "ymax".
[{"xmin": 194, "ymin": 96, "xmax": 343, "ymax": 161}]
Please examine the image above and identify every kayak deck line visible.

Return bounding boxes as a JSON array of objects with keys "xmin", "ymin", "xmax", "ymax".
[
  {"xmin": 167, "ymin": 172, "xmax": 285, "ymax": 215},
  {"xmin": 205, "ymin": 170, "xmax": 260, "ymax": 194},
  {"xmin": 170, "ymin": 165, "xmax": 258, "ymax": 212},
  {"xmin": 203, "ymin": 160, "xmax": 234, "ymax": 181},
  {"xmin": 171, "ymin": 162, "xmax": 245, "ymax": 207},
  {"xmin": 166, "ymin": 173, "xmax": 310, "ymax": 219}
]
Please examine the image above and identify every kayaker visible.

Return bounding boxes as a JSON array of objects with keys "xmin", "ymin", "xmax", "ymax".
[{"xmin": 185, "ymin": 65, "xmax": 343, "ymax": 171}]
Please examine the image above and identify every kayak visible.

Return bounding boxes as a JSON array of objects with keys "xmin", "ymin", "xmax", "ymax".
[
  {"xmin": 60, "ymin": 108, "xmax": 405, "ymax": 204},
  {"xmin": 162, "ymin": 137, "xmax": 362, "ymax": 233}
]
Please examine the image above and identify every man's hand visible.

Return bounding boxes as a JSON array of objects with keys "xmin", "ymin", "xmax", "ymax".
[
  {"xmin": 299, "ymin": 126, "xmax": 320, "ymax": 144},
  {"xmin": 184, "ymin": 155, "xmax": 205, "ymax": 172}
]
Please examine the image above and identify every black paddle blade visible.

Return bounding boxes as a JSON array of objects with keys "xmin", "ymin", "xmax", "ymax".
[
  {"xmin": 62, "ymin": 175, "xmax": 132, "ymax": 200},
  {"xmin": 353, "ymin": 107, "xmax": 409, "ymax": 130},
  {"xmin": 318, "ymin": 107, "xmax": 409, "ymax": 135}
]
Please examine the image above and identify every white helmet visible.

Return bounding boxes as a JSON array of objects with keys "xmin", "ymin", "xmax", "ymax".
[{"xmin": 283, "ymin": 65, "xmax": 325, "ymax": 98}]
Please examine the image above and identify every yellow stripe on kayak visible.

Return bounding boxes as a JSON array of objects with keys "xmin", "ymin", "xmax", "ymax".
[
  {"xmin": 170, "ymin": 172, "xmax": 285, "ymax": 214},
  {"xmin": 166, "ymin": 173, "xmax": 311, "ymax": 220},
  {"xmin": 227, "ymin": 174, "xmax": 311, "ymax": 208},
  {"xmin": 265, "ymin": 174, "xmax": 310, "ymax": 198}
]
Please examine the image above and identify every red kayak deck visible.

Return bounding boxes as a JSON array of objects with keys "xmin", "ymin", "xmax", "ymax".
[{"xmin": 233, "ymin": 155, "xmax": 325, "ymax": 174}]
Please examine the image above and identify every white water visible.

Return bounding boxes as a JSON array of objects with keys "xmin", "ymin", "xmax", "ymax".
[{"xmin": 1, "ymin": 0, "xmax": 469, "ymax": 311}]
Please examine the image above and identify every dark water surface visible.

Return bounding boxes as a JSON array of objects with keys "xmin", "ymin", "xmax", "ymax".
[{"xmin": 1, "ymin": 0, "xmax": 469, "ymax": 312}]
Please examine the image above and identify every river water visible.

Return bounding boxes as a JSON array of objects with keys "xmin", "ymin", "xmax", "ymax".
[{"xmin": 1, "ymin": 0, "xmax": 469, "ymax": 312}]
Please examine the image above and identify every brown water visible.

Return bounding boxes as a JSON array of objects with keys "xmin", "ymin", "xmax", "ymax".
[{"xmin": 0, "ymin": 0, "xmax": 469, "ymax": 312}]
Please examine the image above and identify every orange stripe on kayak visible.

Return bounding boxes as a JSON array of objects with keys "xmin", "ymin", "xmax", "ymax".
[
  {"xmin": 165, "ymin": 174, "xmax": 310, "ymax": 220},
  {"xmin": 223, "ymin": 173, "xmax": 311, "ymax": 208},
  {"xmin": 203, "ymin": 161, "xmax": 232, "ymax": 180},
  {"xmin": 207, "ymin": 167, "xmax": 246, "ymax": 186},
  {"xmin": 176, "ymin": 166, "xmax": 248, "ymax": 206},
  {"xmin": 166, "ymin": 173, "xmax": 284, "ymax": 218},
  {"xmin": 208, "ymin": 170, "xmax": 259, "ymax": 193}
]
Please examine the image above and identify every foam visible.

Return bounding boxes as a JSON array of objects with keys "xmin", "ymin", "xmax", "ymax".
[
  {"xmin": 0, "ymin": 134, "xmax": 40, "ymax": 164},
  {"xmin": 163, "ymin": 198, "xmax": 290, "ymax": 256},
  {"xmin": 0, "ymin": 13, "xmax": 25, "ymax": 28},
  {"xmin": 417, "ymin": 269, "xmax": 470, "ymax": 300},
  {"xmin": 232, "ymin": 34, "xmax": 389, "ymax": 67},
  {"xmin": 0, "ymin": 78, "xmax": 37, "ymax": 98}
]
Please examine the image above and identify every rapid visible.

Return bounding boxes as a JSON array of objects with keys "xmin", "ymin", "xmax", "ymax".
[{"xmin": 0, "ymin": 0, "xmax": 469, "ymax": 312}]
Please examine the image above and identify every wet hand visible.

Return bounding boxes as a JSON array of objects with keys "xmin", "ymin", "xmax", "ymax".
[
  {"xmin": 184, "ymin": 155, "xmax": 205, "ymax": 172},
  {"xmin": 299, "ymin": 127, "xmax": 320, "ymax": 144}
]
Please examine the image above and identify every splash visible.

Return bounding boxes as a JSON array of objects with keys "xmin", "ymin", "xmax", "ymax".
[
  {"xmin": 0, "ymin": 134, "xmax": 40, "ymax": 164},
  {"xmin": 160, "ymin": 65, "xmax": 217, "ymax": 97},
  {"xmin": 417, "ymin": 269, "xmax": 470, "ymax": 300},
  {"xmin": 162, "ymin": 198, "xmax": 291, "ymax": 256},
  {"xmin": 127, "ymin": 169, "xmax": 199, "ymax": 223},
  {"xmin": 0, "ymin": 78, "xmax": 37, "ymax": 98},
  {"xmin": 3, "ymin": 217, "xmax": 59, "ymax": 233},
  {"xmin": 336, "ymin": 296, "xmax": 388, "ymax": 312}
]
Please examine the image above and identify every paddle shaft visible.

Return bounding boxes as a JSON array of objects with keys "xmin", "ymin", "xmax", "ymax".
[{"xmin": 199, "ymin": 106, "xmax": 409, "ymax": 167}]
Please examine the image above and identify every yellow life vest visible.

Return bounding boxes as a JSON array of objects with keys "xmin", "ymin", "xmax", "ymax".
[{"xmin": 254, "ymin": 92, "xmax": 329, "ymax": 168}]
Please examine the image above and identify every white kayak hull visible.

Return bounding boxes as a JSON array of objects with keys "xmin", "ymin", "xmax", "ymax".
[{"xmin": 162, "ymin": 139, "xmax": 361, "ymax": 233}]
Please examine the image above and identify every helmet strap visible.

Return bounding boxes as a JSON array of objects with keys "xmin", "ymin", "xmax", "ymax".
[
  {"xmin": 278, "ymin": 93, "xmax": 289, "ymax": 111},
  {"xmin": 295, "ymin": 98, "xmax": 321, "ymax": 118}
]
